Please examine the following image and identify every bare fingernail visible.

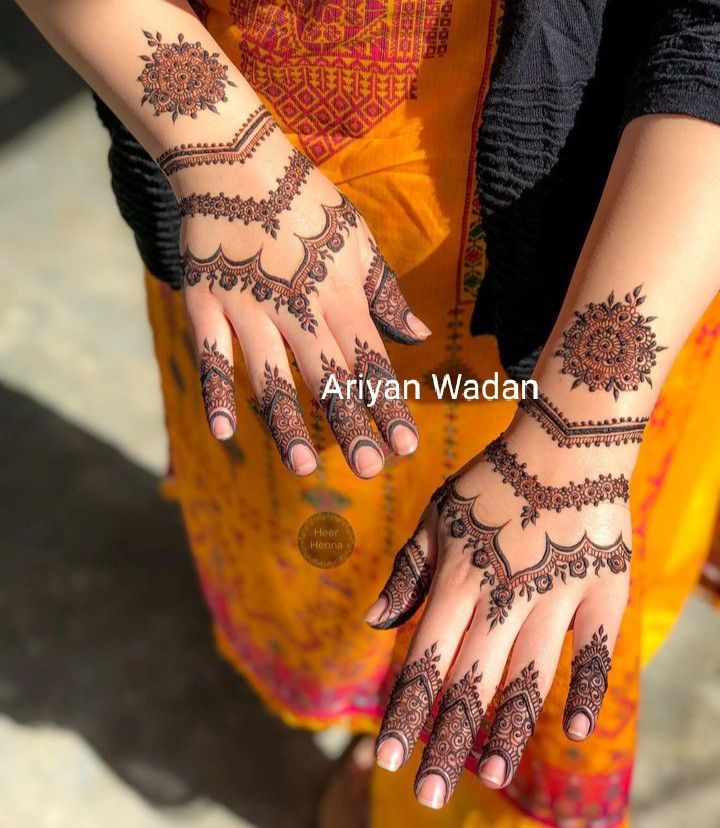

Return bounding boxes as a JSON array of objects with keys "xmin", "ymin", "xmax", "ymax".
[
  {"xmin": 407, "ymin": 312, "xmax": 431, "ymax": 339},
  {"xmin": 364, "ymin": 596, "xmax": 389, "ymax": 626},
  {"xmin": 390, "ymin": 423, "xmax": 418, "ymax": 456},
  {"xmin": 353, "ymin": 444, "xmax": 384, "ymax": 477},
  {"xmin": 376, "ymin": 737, "xmax": 404, "ymax": 772},
  {"xmin": 478, "ymin": 755, "xmax": 508, "ymax": 788},
  {"xmin": 289, "ymin": 444, "xmax": 317, "ymax": 476},
  {"xmin": 211, "ymin": 417, "xmax": 235, "ymax": 441},
  {"xmin": 416, "ymin": 774, "xmax": 446, "ymax": 809},
  {"xmin": 566, "ymin": 712, "xmax": 592, "ymax": 741}
]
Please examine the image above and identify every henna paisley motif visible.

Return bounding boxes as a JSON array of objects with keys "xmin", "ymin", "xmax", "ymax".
[
  {"xmin": 564, "ymin": 625, "xmax": 612, "ymax": 736},
  {"xmin": 364, "ymin": 241, "xmax": 421, "ymax": 345},
  {"xmin": 259, "ymin": 363, "xmax": 316, "ymax": 471},
  {"xmin": 479, "ymin": 662, "xmax": 544, "ymax": 786},
  {"xmin": 199, "ymin": 339, "xmax": 236, "ymax": 434},
  {"xmin": 377, "ymin": 643, "xmax": 442, "ymax": 765},
  {"xmin": 415, "ymin": 662, "xmax": 485, "ymax": 805},
  {"xmin": 370, "ymin": 536, "xmax": 432, "ymax": 630}
]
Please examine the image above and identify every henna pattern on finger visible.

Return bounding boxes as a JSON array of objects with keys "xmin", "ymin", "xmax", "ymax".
[
  {"xmin": 483, "ymin": 436, "xmax": 629, "ymax": 527},
  {"xmin": 435, "ymin": 480, "xmax": 631, "ymax": 629},
  {"xmin": 138, "ymin": 31, "xmax": 236, "ymax": 121},
  {"xmin": 415, "ymin": 662, "xmax": 485, "ymax": 805},
  {"xmin": 554, "ymin": 286, "xmax": 666, "ymax": 400},
  {"xmin": 370, "ymin": 535, "xmax": 432, "ymax": 630},
  {"xmin": 259, "ymin": 363, "xmax": 316, "ymax": 472},
  {"xmin": 353, "ymin": 338, "xmax": 418, "ymax": 448},
  {"xmin": 479, "ymin": 662, "xmax": 543, "ymax": 787},
  {"xmin": 199, "ymin": 339, "xmax": 237, "ymax": 434},
  {"xmin": 319, "ymin": 354, "xmax": 383, "ymax": 472},
  {"xmin": 563, "ymin": 625, "xmax": 612, "ymax": 738},
  {"xmin": 364, "ymin": 241, "xmax": 422, "ymax": 345},
  {"xmin": 377, "ymin": 643, "xmax": 442, "ymax": 766},
  {"xmin": 182, "ymin": 196, "xmax": 358, "ymax": 334},
  {"xmin": 519, "ymin": 393, "xmax": 649, "ymax": 448},
  {"xmin": 178, "ymin": 150, "xmax": 313, "ymax": 236},
  {"xmin": 156, "ymin": 106, "xmax": 277, "ymax": 175}
]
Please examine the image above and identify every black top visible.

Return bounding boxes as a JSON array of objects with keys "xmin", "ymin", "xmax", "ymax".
[{"xmin": 96, "ymin": 0, "xmax": 720, "ymax": 378}]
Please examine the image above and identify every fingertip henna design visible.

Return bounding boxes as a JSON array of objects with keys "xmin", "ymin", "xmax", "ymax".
[
  {"xmin": 377, "ymin": 643, "xmax": 442, "ymax": 766},
  {"xmin": 563, "ymin": 625, "xmax": 612, "ymax": 737},
  {"xmin": 370, "ymin": 536, "xmax": 432, "ymax": 630},
  {"xmin": 138, "ymin": 31, "xmax": 236, "ymax": 121},
  {"xmin": 479, "ymin": 662, "xmax": 543, "ymax": 787},
  {"xmin": 364, "ymin": 242, "xmax": 421, "ymax": 345},
  {"xmin": 415, "ymin": 662, "xmax": 485, "ymax": 805},
  {"xmin": 259, "ymin": 362, "xmax": 316, "ymax": 472},
  {"xmin": 199, "ymin": 339, "xmax": 237, "ymax": 434},
  {"xmin": 554, "ymin": 285, "xmax": 667, "ymax": 400}
]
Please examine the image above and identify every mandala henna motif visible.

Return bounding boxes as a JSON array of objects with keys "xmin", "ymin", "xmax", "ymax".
[
  {"xmin": 435, "ymin": 480, "xmax": 631, "ymax": 629},
  {"xmin": 199, "ymin": 339, "xmax": 236, "ymax": 434},
  {"xmin": 415, "ymin": 662, "xmax": 485, "ymax": 805},
  {"xmin": 370, "ymin": 536, "xmax": 432, "ymax": 630},
  {"xmin": 178, "ymin": 150, "xmax": 313, "ymax": 236},
  {"xmin": 364, "ymin": 241, "xmax": 420, "ymax": 345},
  {"xmin": 564, "ymin": 625, "xmax": 612, "ymax": 736},
  {"xmin": 156, "ymin": 106, "xmax": 277, "ymax": 175},
  {"xmin": 483, "ymin": 436, "xmax": 629, "ymax": 527},
  {"xmin": 138, "ymin": 31, "xmax": 236, "ymax": 121},
  {"xmin": 554, "ymin": 285, "xmax": 667, "ymax": 400},
  {"xmin": 319, "ymin": 354, "xmax": 383, "ymax": 472},
  {"xmin": 377, "ymin": 643, "xmax": 442, "ymax": 765},
  {"xmin": 519, "ymin": 393, "xmax": 649, "ymax": 448},
  {"xmin": 181, "ymin": 195, "xmax": 358, "ymax": 334},
  {"xmin": 479, "ymin": 662, "xmax": 543, "ymax": 786},
  {"xmin": 353, "ymin": 338, "xmax": 418, "ymax": 446},
  {"xmin": 259, "ymin": 363, "xmax": 316, "ymax": 471}
]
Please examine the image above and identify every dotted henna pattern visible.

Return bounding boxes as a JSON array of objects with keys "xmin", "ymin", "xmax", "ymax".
[
  {"xmin": 364, "ymin": 241, "xmax": 420, "ymax": 345},
  {"xmin": 199, "ymin": 339, "xmax": 236, "ymax": 434},
  {"xmin": 370, "ymin": 535, "xmax": 432, "ymax": 630},
  {"xmin": 259, "ymin": 363, "xmax": 316, "ymax": 472},
  {"xmin": 479, "ymin": 662, "xmax": 543, "ymax": 786},
  {"xmin": 377, "ymin": 643, "xmax": 442, "ymax": 765},
  {"xmin": 563, "ymin": 625, "xmax": 612, "ymax": 736},
  {"xmin": 415, "ymin": 662, "xmax": 485, "ymax": 805}
]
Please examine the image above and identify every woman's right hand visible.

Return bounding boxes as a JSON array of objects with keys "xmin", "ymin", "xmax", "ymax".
[{"xmin": 169, "ymin": 105, "xmax": 430, "ymax": 477}]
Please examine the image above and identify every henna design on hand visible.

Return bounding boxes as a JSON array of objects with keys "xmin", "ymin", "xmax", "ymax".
[
  {"xmin": 199, "ymin": 339, "xmax": 237, "ymax": 434},
  {"xmin": 319, "ymin": 354, "xmax": 383, "ymax": 471},
  {"xmin": 415, "ymin": 662, "xmax": 485, "ymax": 805},
  {"xmin": 554, "ymin": 285, "xmax": 666, "ymax": 400},
  {"xmin": 519, "ymin": 393, "xmax": 649, "ymax": 448},
  {"xmin": 138, "ymin": 31, "xmax": 236, "ymax": 121},
  {"xmin": 369, "ymin": 535, "xmax": 432, "ymax": 630},
  {"xmin": 483, "ymin": 436, "xmax": 629, "ymax": 527},
  {"xmin": 479, "ymin": 662, "xmax": 543, "ymax": 787},
  {"xmin": 182, "ymin": 196, "xmax": 358, "ymax": 334},
  {"xmin": 364, "ymin": 241, "xmax": 421, "ymax": 345},
  {"xmin": 156, "ymin": 106, "xmax": 277, "ymax": 175},
  {"xmin": 178, "ymin": 150, "xmax": 313, "ymax": 236},
  {"xmin": 435, "ymin": 480, "xmax": 631, "ymax": 629},
  {"xmin": 353, "ymin": 338, "xmax": 418, "ymax": 447},
  {"xmin": 377, "ymin": 643, "xmax": 442, "ymax": 766},
  {"xmin": 563, "ymin": 625, "xmax": 612, "ymax": 737},
  {"xmin": 259, "ymin": 363, "xmax": 316, "ymax": 472}
]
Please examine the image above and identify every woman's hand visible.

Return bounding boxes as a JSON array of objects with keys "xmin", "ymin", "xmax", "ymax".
[
  {"xmin": 172, "ymin": 106, "xmax": 429, "ymax": 476},
  {"xmin": 365, "ymin": 410, "xmax": 633, "ymax": 807}
]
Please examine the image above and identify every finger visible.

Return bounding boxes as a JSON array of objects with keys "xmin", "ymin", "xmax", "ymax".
[
  {"xmin": 363, "ymin": 241, "xmax": 431, "ymax": 345},
  {"xmin": 280, "ymin": 314, "xmax": 386, "ymax": 478},
  {"xmin": 225, "ymin": 309, "xmax": 317, "ymax": 475},
  {"xmin": 477, "ymin": 599, "xmax": 575, "ymax": 790},
  {"xmin": 186, "ymin": 294, "xmax": 237, "ymax": 441},
  {"xmin": 563, "ymin": 581, "xmax": 626, "ymax": 741},
  {"xmin": 365, "ymin": 505, "xmax": 438, "ymax": 630}
]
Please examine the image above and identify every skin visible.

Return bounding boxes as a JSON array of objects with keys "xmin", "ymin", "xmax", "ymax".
[
  {"xmin": 16, "ymin": 0, "xmax": 431, "ymax": 477},
  {"xmin": 367, "ymin": 114, "xmax": 720, "ymax": 808}
]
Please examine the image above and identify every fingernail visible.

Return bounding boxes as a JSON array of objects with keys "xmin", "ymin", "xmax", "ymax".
[
  {"xmin": 407, "ymin": 313, "xmax": 431, "ymax": 339},
  {"xmin": 376, "ymin": 737, "xmax": 404, "ymax": 772},
  {"xmin": 364, "ymin": 596, "xmax": 389, "ymax": 626},
  {"xmin": 566, "ymin": 712, "xmax": 592, "ymax": 741},
  {"xmin": 211, "ymin": 417, "xmax": 235, "ymax": 441},
  {"xmin": 478, "ymin": 755, "xmax": 508, "ymax": 788},
  {"xmin": 390, "ymin": 424, "xmax": 418, "ymax": 456},
  {"xmin": 289, "ymin": 444, "xmax": 317, "ymax": 476},
  {"xmin": 416, "ymin": 774, "xmax": 447, "ymax": 809},
  {"xmin": 353, "ymin": 444, "xmax": 384, "ymax": 477}
]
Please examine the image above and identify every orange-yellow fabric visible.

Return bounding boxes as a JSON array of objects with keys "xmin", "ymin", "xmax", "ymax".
[{"xmin": 145, "ymin": 1, "xmax": 720, "ymax": 825}]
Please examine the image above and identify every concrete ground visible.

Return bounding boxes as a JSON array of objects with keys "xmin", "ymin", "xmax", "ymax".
[{"xmin": 0, "ymin": 9, "xmax": 718, "ymax": 827}]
